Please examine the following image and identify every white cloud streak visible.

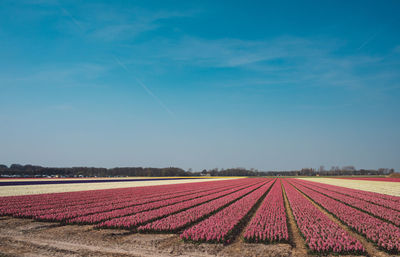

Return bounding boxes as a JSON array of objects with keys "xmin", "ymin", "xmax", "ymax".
[
  {"xmin": 113, "ymin": 56, "xmax": 175, "ymax": 118},
  {"xmin": 357, "ymin": 32, "xmax": 378, "ymax": 50}
]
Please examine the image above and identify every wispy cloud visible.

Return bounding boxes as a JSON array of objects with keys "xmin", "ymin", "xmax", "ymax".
[
  {"xmin": 89, "ymin": 9, "xmax": 193, "ymax": 41},
  {"xmin": 131, "ymin": 36, "xmax": 395, "ymax": 91},
  {"xmin": 57, "ymin": 3, "xmax": 194, "ymax": 41},
  {"xmin": 153, "ymin": 36, "xmax": 337, "ymax": 69}
]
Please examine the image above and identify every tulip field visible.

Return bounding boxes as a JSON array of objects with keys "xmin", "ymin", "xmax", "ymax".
[{"xmin": 0, "ymin": 177, "xmax": 399, "ymax": 256}]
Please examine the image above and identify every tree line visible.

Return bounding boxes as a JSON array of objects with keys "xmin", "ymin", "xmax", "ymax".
[{"xmin": 0, "ymin": 164, "xmax": 395, "ymax": 178}]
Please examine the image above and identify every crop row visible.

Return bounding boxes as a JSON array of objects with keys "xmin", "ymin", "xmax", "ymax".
[
  {"xmin": 0, "ymin": 182, "xmax": 195, "ymax": 211},
  {"xmin": 39, "ymin": 179, "xmax": 257, "ymax": 222},
  {"xmin": 97, "ymin": 179, "xmax": 269, "ymax": 230},
  {"xmin": 2, "ymin": 177, "xmax": 399, "ymax": 255},
  {"xmin": 139, "ymin": 179, "xmax": 274, "ymax": 234},
  {"xmin": 38, "ymin": 181, "xmax": 254, "ymax": 222},
  {"xmin": 180, "ymin": 179, "xmax": 274, "ymax": 243},
  {"xmin": 299, "ymin": 178, "xmax": 400, "ymax": 201},
  {"xmin": 294, "ymin": 180, "xmax": 400, "ymax": 226},
  {"xmin": 0, "ymin": 182, "xmax": 186, "ymax": 208},
  {"xmin": 243, "ymin": 179, "xmax": 288, "ymax": 243},
  {"xmin": 282, "ymin": 180, "xmax": 364, "ymax": 254},
  {"xmin": 0, "ymin": 179, "xmax": 246, "ymax": 210},
  {"xmin": 298, "ymin": 179, "xmax": 400, "ymax": 211},
  {"xmin": 2, "ymin": 179, "xmax": 253, "ymax": 219},
  {"xmin": 335, "ymin": 177, "xmax": 400, "ymax": 183},
  {"xmin": 290, "ymin": 179, "xmax": 400, "ymax": 253},
  {"xmin": 67, "ymin": 180, "xmax": 261, "ymax": 224}
]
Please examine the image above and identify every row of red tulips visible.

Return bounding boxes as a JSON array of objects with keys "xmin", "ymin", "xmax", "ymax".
[
  {"xmin": 283, "ymin": 180, "xmax": 364, "ymax": 254},
  {"xmin": 295, "ymin": 180, "xmax": 400, "ymax": 226},
  {"xmin": 0, "ymin": 181, "xmax": 211, "ymax": 214},
  {"xmin": 2, "ymin": 179, "xmax": 253, "ymax": 219},
  {"xmin": 67, "ymin": 180, "xmax": 259, "ymax": 224},
  {"xmin": 290, "ymin": 179, "xmax": 400, "ymax": 253},
  {"xmin": 0, "ymin": 181, "xmax": 203, "ymax": 209},
  {"xmin": 298, "ymin": 179, "xmax": 400, "ymax": 211},
  {"xmin": 138, "ymin": 180, "xmax": 274, "ymax": 233},
  {"xmin": 97, "ymin": 180, "xmax": 269, "ymax": 230},
  {"xmin": 180, "ymin": 180, "xmax": 274, "ymax": 243},
  {"xmin": 38, "ymin": 181, "xmax": 255, "ymax": 222},
  {"xmin": 0, "ymin": 178, "xmax": 255, "ymax": 211},
  {"xmin": 243, "ymin": 179, "xmax": 288, "ymax": 243}
]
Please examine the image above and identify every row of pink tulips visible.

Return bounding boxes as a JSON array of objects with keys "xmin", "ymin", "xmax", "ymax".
[
  {"xmin": 297, "ymin": 179, "xmax": 400, "ymax": 211},
  {"xmin": 290, "ymin": 179, "xmax": 400, "ymax": 253},
  {"xmin": 0, "ymin": 180, "xmax": 207, "ymax": 209},
  {"xmin": 97, "ymin": 180, "xmax": 269, "ymax": 230},
  {"xmin": 180, "ymin": 180, "xmax": 274, "ymax": 243},
  {"xmin": 138, "ymin": 180, "xmax": 274, "ymax": 233},
  {"xmin": 0, "ymin": 178, "xmax": 255, "ymax": 210},
  {"xmin": 37, "ymin": 181, "xmax": 254, "ymax": 222},
  {"xmin": 282, "ymin": 180, "xmax": 364, "ymax": 254},
  {"xmin": 2, "ymin": 179, "xmax": 253, "ymax": 219},
  {"xmin": 67, "ymin": 180, "xmax": 259, "ymax": 224},
  {"xmin": 294, "ymin": 180, "xmax": 400, "ymax": 226},
  {"xmin": 0, "ymin": 180, "xmax": 221, "ymax": 214},
  {"xmin": 243, "ymin": 179, "xmax": 288, "ymax": 243}
]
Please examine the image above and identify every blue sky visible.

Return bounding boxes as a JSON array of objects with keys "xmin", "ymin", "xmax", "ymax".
[{"xmin": 1, "ymin": 0, "xmax": 399, "ymax": 171}]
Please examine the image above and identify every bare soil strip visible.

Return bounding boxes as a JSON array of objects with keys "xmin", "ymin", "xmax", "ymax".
[
  {"xmin": 0, "ymin": 217, "xmax": 293, "ymax": 257},
  {"xmin": 226, "ymin": 179, "xmax": 277, "ymax": 244},
  {"xmin": 280, "ymin": 181, "xmax": 308, "ymax": 257},
  {"xmin": 289, "ymin": 181, "xmax": 390, "ymax": 257}
]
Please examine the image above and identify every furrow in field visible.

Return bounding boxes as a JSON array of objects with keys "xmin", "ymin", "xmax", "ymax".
[
  {"xmin": 1, "ymin": 179, "xmax": 249, "ymax": 215},
  {"xmin": 97, "ymin": 179, "xmax": 269, "ymax": 230},
  {"xmin": 3, "ymin": 179, "xmax": 250, "ymax": 218},
  {"xmin": 66, "ymin": 180, "xmax": 261, "ymax": 224},
  {"xmin": 243, "ymin": 178, "xmax": 289, "ymax": 243},
  {"xmin": 293, "ymin": 179, "xmax": 400, "ymax": 226},
  {"xmin": 297, "ymin": 179, "xmax": 400, "ymax": 212},
  {"xmin": 281, "ymin": 179, "xmax": 364, "ymax": 254},
  {"xmin": 29, "ymin": 180, "xmax": 254, "ymax": 221},
  {"xmin": 289, "ymin": 179, "xmax": 400, "ymax": 254},
  {"xmin": 179, "ymin": 180, "xmax": 274, "ymax": 243},
  {"xmin": 138, "ymin": 179, "xmax": 274, "ymax": 234}
]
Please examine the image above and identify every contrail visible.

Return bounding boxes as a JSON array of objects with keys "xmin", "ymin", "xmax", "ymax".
[
  {"xmin": 357, "ymin": 32, "xmax": 377, "ymax": 50},
  {"xmin": 56, "ymin": 4, "xmax": 175, "ymax": 118},
  {"xmin": 113, "ymin": 56, "xmax": 175, "ymax": 118},
  {"xmin": 60, "ymin": 7, "xmax": 84, "ymax": 31}
]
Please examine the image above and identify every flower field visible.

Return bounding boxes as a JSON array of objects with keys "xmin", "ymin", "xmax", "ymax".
[
  {"xmin": 1, "ymin": 177, "xmax": 399, "ymax": 255},
  {"xmin": 299, "ymin": 177, "xmax": 400, "ymax": 197}
]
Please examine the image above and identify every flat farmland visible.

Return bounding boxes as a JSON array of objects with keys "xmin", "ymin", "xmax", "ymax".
[
  {"xmin": 0, "ymin": 177, "xmax": 399, "ymax": 257},
  {"xmin": 298, "ymin": 177, "xmax": 400, "ymax": 197},
  {"xmin": 0, "ymin": 177, "xmax": 240, "ymax": 197}
]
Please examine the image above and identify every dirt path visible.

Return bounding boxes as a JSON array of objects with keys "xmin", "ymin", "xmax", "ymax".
[
  {"xmin": 281, "ymin": 182, "xmax": 308, "ymax": 257},
  {"xmin": 219, "ymin": 179, "xmax": 292, "ymax": 257},
  {"xmin": 0, "ymin": 217, "xmax": 293, "ymax": 257},
  {"xmin": 0, "ymin": 182, "xmax": 375, "ymax": 257},
  {"xmin": 289, "ymin": 181, "xmax": 390, "ymax": 257}
]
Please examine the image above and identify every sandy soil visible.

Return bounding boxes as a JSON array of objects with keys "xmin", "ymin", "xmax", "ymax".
[
  {"xmin": 0, "ymin": 217, "xmax": 375, "ymax": 257},
  {"xmin": 0, "ymin": 178, "xmax": 394, "ymax": 257},
  {"xmin": 0, "ymin": 217, "xmax": 293, "ymax": 257}
]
